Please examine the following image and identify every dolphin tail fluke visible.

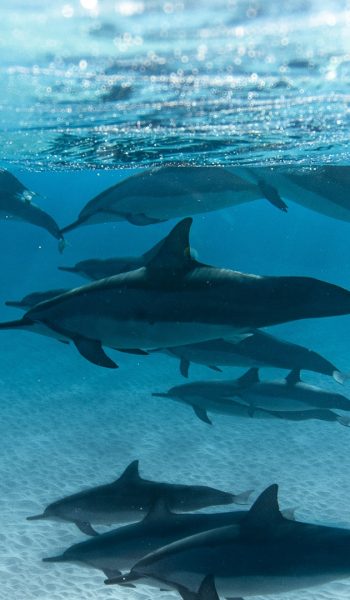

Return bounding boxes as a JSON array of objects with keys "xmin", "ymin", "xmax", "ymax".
[
  {"xmin": 233, "ymin": 488, "xmax": 254, "ymax": 505},
  {"xmin": 0, "ymin": 317, "xmax": 34, "ymax": 331},
  {"xmin": 333, "ymin": 370, "xmax": 350, "ymax": 385}
]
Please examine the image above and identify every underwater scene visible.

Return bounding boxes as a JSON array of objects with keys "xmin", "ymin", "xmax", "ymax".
[{"xmin": 2, "ymin": 1, "xmax": 350, "ymax": 600}]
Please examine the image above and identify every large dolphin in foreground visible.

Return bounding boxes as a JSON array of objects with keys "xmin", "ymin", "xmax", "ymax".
[
  {"xmin": 60, "ymin": 166, "xmax": 287, "ymax": 234},
  {"xmin": 158, "ymin": 330, "xmax": 346, "ymax": 383},
  {"xmin": 0, "ymin": 169, "xmax": 65, "ymax": 252},
  {"xmin": 153, "ymin": 368, "xmax": 350, "ymax": 425},
  {"xmin": 2, "ymin": 218, "xmax": 350, "ymax": 368},
  {"xmin": 28, "ymin": 460, "xmax": 249, "ymax": 536},
  {"xmin": 107, "ymin": 484, "xmax": 350, "ymax": 598},
  {"xmin": 43, "ymin": 498, "xmax": 294, "ymax": 579}
]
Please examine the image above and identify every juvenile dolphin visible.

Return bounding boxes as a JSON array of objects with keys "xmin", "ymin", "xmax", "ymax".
[
  {"xmin": 58, "ymin": 233, "xmax": 166, "ymax": 280},
  {"xmin": 107, "ymin": 484, "xmax": 350, "ymax": 598},
  {"xmin": 46, "ymin": 498, "xmax": 299, "ymax": 580},
  {"xmin": 158, "ymin": 330, "xmax": 346, "ymax": 383},
  {"xmin": 0, "ymin": 169, "xmax": 65, "ymax": 252},
  {"xmin": 60, "ymin": 166, "xmax": 287, "ymax": 234},
  {"xmin": 252, "ymin": 165, "xmax": 350, "ymax": 223},
  {"xmin": 2, "ymin": 218, "xmax": 350, "ymax": 369},
  {"xmin": 27, "ymin": 460, "xmax": 248, "ymax": 536},
  {"xmin": 153, "ymin": 368, "xmax": 350, "ymax": 425},
  {"xmin": 5, "ymin": 289, "xmax": 68, "ymax": 310}
]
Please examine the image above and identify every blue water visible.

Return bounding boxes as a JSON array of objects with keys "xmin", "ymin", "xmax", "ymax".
[{"xmin": 2, "ymin": 2, "xmax": 350, "ymax": 600}]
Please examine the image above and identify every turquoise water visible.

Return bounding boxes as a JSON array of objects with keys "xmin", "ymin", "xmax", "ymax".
[{"xmin": 2, "ymin": 2, "xmax": 350, "ymax": 600}]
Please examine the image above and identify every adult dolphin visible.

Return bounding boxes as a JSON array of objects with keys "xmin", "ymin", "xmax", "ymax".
[
  {"xmin": 28, "ymin": 460, "xmax": 248, "ymax": 536},
  {"xmin": 60, "ymin": 166, "xmax": 287, "ymax": 234},
  {"xmin": 106, "ymin": 484, "xmax": 350, "ymax": 598},
  {"xmin": 43, "ymin": 498, "xmax": 294, "ymax": 579},
  {"xmin": 157, "ymin": 330, "xmax": 346, "ymax": 383},
  {"xmin": 153, "ymin": 368, "xmax": 350, "ymax": 424},
  {"xmin": 2, "ymin": 218, "xmax": 350, "ymax": 368},
  {"xmin": 0, "ymin": 169, "xmax": 65, "ymax": 251}
]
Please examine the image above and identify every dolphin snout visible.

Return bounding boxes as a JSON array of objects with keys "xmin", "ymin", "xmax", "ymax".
[
  {"xmin": 152, "ymin": 392, "xmax": 169, "ymax": 398},
  {"xmin": 27, "ymin": 513, "xmax": 47, "ymax": 521},
  {"xmin": 58, "ymin": 266, "xmax": 76, "ymax": 273},
  {"xmin": 5, "ymin": 301, "xmax": 23, "ymax": 308},
  {"xmin": 42, "ymin": 555, "xmax": 66, "ymax": 563}
]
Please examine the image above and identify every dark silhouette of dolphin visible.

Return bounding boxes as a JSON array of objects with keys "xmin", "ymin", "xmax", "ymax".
[
  {"xmin": 60, "ymin": 166, "xmax": 287, "ymax": 235},
  {"xmin": 0, "ymin": 169, "xmax": 65, "ymax": 251},
  {"xmin": 27, "ymin": 460, "xmax": 249, "ymax": 536}
]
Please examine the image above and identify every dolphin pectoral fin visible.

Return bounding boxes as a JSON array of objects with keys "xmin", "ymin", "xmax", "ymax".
[
  {"xmin": 124, "ymin": 212, "xmax": 166, "ymax": 226},
  {"xmin": 258, "ymin": 178, "xmax": 288, "ymax": 212},
  {"xmin": 180, "ymin": 357, "xmax": 190, "ymax": 378},
  {"xmin": 73, "ymin": 338, "xmax": 118, "ymax": 369},
  {"xmin": 116, "ymin": 348, "xmax": 149, "ymax": 355},
  {"xmin": 208, "ymin": 365, "xmax": 222, "ymax": 372},
  {"xmin": 193, "ymin": 406, "xmax": 212, "ymax": 425},
  {"xmin": 103, "ymin": 568, "xmax": 122, "ymax": 579},
  {"xmin": 75, "ymin": 521, "xmax": 99, "ymax": 536}
]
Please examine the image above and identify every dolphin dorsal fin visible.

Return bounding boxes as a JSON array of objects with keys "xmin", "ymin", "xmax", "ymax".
[
  {"xmin": 237, "ymin": 368, "xmax": 259, "ymax": 386},
  {"xmin": 242, "ymin": 484, "xmax": 284, "ymax": 537},
  {"xmin": 286, "ymin": 369, "xmax": 301, "ymax": 385},
  {"xmin": 144, "ymin": 218, "xmax": 196, "ymax": 272},
  {"xmin": 117, "ymin": 460, "xmax": 141, "ymax": 483},
  {"xmin": 143, "ymin": 498, "xmax": 173, "ymax": 523}
]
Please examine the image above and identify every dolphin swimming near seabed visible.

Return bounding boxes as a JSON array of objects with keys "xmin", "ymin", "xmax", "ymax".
[
  {"xmin": 28, "ymin": 460, "xmax": 248, "ymax": 536},
  {"xmin": 44, "ymin": 497, "xmax": 297, "ymax": 579},
  {"xmin": 244, "ymin": 165, "xmax": 350, "ymax": 223},
  {"xmin": 0, "ymin": 169, "xmax": 65, "ymax": 252},
  {"xmin": 2, "ymin": 218, "xmax": 350, "ymax": 369},
  {"xmin": 153, "ymin": 368, "xmax": 350, "ymax": 425},
  {"xmin": 106, "ymin": 484, "xmax": 350, "ymax": 598},
  {"xmin": 60, "ymin": 166, "xmax": 287, "ymax": 235},
  {"xmin": 158, "ymin": 330, "xmax": 346, "ymax": 383}
]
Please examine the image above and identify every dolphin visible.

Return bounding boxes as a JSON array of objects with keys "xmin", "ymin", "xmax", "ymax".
[
  {"xmin": 251, "ymin": 165, "xmax": 350, "ymax": 223},
  {"xmin": 153, "ymin": 368, "xmax": 350, "ymax": 425},
  {"xmin": 44, "ymin": 498, "xmax": 300, "ymax": 580},
  {"xmin": 5, "ymin": 289, "xmax": 68, "ymax": 310},
  {"xmin": 0, "ymin": 169, "xmax": 65, "ymax": 252},
  {"xmin": 106, "ymin": 484, "xmax": 350, "ymax": 598},
  {"xmin": 158, "ymin": 330, "xmax": 346, "ymax": 383},
  {"xmin": 57, "ymin": 233, "xmax": 166, "ymax": 280},
  {"xmin": 27, "ymin": 460, "xmax": 249, "ymax": 536},
  {"xmin": 2, "ymin": 218, "xmax": 350, "ymax": 369},
  {"xmin": 60, "ymin": 166, "xmax": 287, "ymax": 234}
]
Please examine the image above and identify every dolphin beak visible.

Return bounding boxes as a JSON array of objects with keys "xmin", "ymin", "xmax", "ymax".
[
  {"xmin": 152, "ymin": 392, "xmax": 169, "ymax": 398},
  {"xmin": 5, "ymin": 301, "xmax": 22, "ymax": 308},
  {"xmin": 58, "ymin": 266, "xmax": 76, "ymax": 273},
  {"xmin": 42, "ymin": 555, "xmax": 66, "ymax": 563},
  {"xmin": 27, "ymin": 513, "xmax": 47, "ymax": 521}
]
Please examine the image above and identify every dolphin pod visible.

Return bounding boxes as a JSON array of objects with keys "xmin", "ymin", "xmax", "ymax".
[
  {"xmin": 27, "ymin": 460, "xmax": 250, "ymax": 536},
  {"xmin": 60, "ymin": 166, "xmax": 287, "ymax": 235},
  {"xmin": 2, "ymin": 218, "xmax": 350, "ymax": 369},
  {"xmin": 106, "ymin": 484, "xmax": 350, "ymax": 598},
  {"xmin": 0, "ymin": 169, "xmax": 65, "ymax": 252},
  {"xmin": 153, "ymin": 367, "xmax": 350, "ymax": 426}
]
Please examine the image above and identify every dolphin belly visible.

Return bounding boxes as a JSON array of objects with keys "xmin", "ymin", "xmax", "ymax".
[{"xmin": 58, "ymin": 315, "xmax": 242, "ymax": 349}]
